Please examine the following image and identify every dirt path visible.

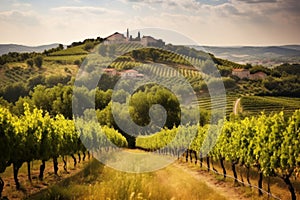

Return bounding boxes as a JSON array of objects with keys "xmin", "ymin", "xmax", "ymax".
[
  {"xmin": 1, "ymin": 153, "xmax": 255, "ymax": 200},
  {"xmin": 174, "ymin": 162, "xmax": 248, "ymax": 200},
  {"xmin": 234, "ymin": 98, "xmax": 241, "ymax": 115}
]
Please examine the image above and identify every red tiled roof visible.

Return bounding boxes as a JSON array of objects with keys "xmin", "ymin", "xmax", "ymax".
[
  {"xmin": 103, "ymin": 68, "xmax": 116, "ymax": 72},
  {"xmin": 123, "ymin": 69, "xmax": 138, "ymax": 73},
  {"xmin": 232, "ymin": 68, "xmax": 249, "ymax": 72}
]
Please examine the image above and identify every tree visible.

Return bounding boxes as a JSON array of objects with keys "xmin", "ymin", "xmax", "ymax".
[
  {"xmin": 95, "ymin": 89, "xmax": 112, "ymax": 110},
  {"xmin": 129, "ymin": 86, "xmax": 180, "ymax": 131},
  {"xmin": 27, "ymin": 75, "xmax": 46, "ymax": 91},
  {"xmin": 58, "ymin": 44, "xmax": 64, "ymax": 50},
  {"xmin": 26, "ymin": 59, "xmax": 34, "ymax": 68},
  {"xmin": 34, "ymin": 56, "xmax": 43, "ymax": 68},
  {"xmin": 84, "ymin": 42, "xmax": 95, "ymax": 51},
  {"xmin": 45, "ymin": 75, "xmax": 71, "ymax": 87},
  {"xmin": 245, "ymin": 63, "xmax": 252, "ymax": 69},
  {"xmin": 2, "ymin": 82, "xmax": 28, "ymax": 103},
  {"xmin": 74, "ymin": 59, "xmax": 81, "ymax": 66}
]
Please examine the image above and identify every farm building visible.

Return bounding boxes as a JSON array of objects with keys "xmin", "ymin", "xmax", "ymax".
[
  {"xmin": 232, "ymin": 68, "xmax": 250, "ymax": 79},
  {"xmin": 250, "ymin": 71, "xmax": 267, "ymax": 80},
  {"xmin": 103, "ymin": 68, "xmax": 118, "ymax": 76},
  {"xmin": 232, "ymin": 68, "xmax": 267, "ymax": 80},
  {"xmin": 103, "ymin": 32, "xmax": 127, "ymax": 45},
  {"xmin": 120, "ymin": 69, "xmax": 144, "ymax": 78}
]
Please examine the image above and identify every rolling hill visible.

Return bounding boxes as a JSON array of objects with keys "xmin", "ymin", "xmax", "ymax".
[
  {"xmin": 0, "ymin": 43, "xmax": 62, "ymax": 55},
  {"xmin": 192, "ymin": 45, "xmax": 300, "ymax": 66}
]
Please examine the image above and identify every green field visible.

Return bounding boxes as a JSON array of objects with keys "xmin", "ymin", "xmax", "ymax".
[
  {"xmin": 49, "ymin": 44, "xmax": 88, "ymax": 56},
  {"xmin": 240, "ymin": 96, "xmax": 300, "ymax": 116}
]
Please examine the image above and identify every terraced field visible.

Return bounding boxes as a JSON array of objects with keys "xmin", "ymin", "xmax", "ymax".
[
  {"xmin": 192, "ymin": 95, "xmax": 238, "ymax": 116},
  {"xmin": 0, "ymin": 64, "xmax": 35, "ymax": 87},
  {"xmin": 240, "ymin": 96, "xmax": 300, "ymax": 116}
]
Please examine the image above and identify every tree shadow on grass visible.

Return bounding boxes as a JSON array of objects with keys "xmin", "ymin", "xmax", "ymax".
[{"xmin": 26, "ymin": 159, "xmax": 104, "ymax": 200}]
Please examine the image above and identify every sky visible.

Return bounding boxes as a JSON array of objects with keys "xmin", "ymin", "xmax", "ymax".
[{"xmin": 0, "ymin": 0, "xmax": 299, "ymax": 46}]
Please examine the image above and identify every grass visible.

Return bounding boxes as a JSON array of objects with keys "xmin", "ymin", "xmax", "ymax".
[
  {"xmin": 29, "ymin": 159, "xmax": 228, "ymax": 200},
  {"xmin": 40, "ymin": 62, "xmax": 78, "ymax": 77},
  {"xmin": 49, "ymin": 44, "xmax": 88, "ymax": 56},
  {"xmin": 180, "ymin": 155, "xmax": 300, "ymax": 200},
  {"xmin": 0, "ymin": 154, "xmax": 90, "ymax": 199}
]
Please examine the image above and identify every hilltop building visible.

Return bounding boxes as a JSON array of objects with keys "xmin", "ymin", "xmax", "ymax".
[
  {"xmin": 103, "ymin": 32, "xmax": 126, "ymax": 44},
  {"xmin": 104, "ymin": 29, "xmax": 165, "ymax": 47}
]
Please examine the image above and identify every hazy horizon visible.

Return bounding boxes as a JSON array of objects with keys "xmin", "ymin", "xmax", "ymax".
[{"xmin": 1, "ymin": 41, "xmax": 300, "ymax": 48}]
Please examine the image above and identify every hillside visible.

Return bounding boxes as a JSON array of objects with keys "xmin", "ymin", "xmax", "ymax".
[
  {"xmin": 0, "ymin": 38, "xmax": 299, "ymax": 115},
  {"xmin": 0, "ymin": 36, "xmax": 300, "ymax": 200},
  {"xmin": 0, "ymin": 44, "xmax": 61, "ymax": 56}
]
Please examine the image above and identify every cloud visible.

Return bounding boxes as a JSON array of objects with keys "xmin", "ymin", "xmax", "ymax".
[
  {"xmin": 125, "ymin": 0, "xmax": 163, "ymax": 3},
  {"xmin": 12, "ymin": 2, "xmax": 32, "ymax": 8},
  {"xmin": 51, "ymin": 6, "xmax": 122, "ymax": 16},
  {"xmin": 1, "ymin": 0, "xmax": 299, "ymax": 46},
  {"xmin": 0, "ymin": 10, "xmax": 39, "ymax": 26},
  {"xmin": 277, "ymin": 0, "xmax": 300, "ymax": 15},
  {"xmin": 122, "ymin": 0, "xmax": 201, "ymax": 11},
  {"xmin": 235, "ymin": 0, "xmax": 277, "ymax": 3},
  {"xmin": 195, "ymin": 0, "xmax": 229, "ymax": 6},
  {"xmin": 229, "ymin": 0, "xmax": 300, "ymax": 24}
]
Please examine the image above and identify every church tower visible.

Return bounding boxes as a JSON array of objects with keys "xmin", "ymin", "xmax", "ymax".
[{"xmin": 137, "ymin": 31, "xmax": 141, "ymax": 40}]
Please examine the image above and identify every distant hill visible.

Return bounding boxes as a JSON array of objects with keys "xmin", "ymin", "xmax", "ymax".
[
  {"xmin": 281, "ymin": 45, "xmax": 300, "ymax": 51},
  {"xmin": 191, "ymin": 45, "xmax": 300, "ymax": 66},
  {"xmin": 0, "ymin": 44, "xmax": 61, "ymax": 55}
]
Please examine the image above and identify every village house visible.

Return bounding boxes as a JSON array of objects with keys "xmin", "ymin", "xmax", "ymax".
[
  {"xmin": 103, "ymin": 68, "xmax": 144, "ymax": 78},
  {"xmin": 103, "ymin": 68, "xmax": 117, "ymax": 76},
  {"xmin": 232, "ymin": 68, "xmax": 267, "ymax": 80},
  {"xmin": 232, "ymin": 68, "xmax": 250, "ymax": 79},
  {"xmin": 250, "ymin": 71, "xmax": 267, "ymax": 80},
  {"xmin": 120, "ymin": 69, "xmax": 144, "ymax": 78}
]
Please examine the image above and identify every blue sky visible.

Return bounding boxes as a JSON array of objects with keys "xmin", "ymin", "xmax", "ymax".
[{"xmin": 0, "ymin": 0, "xmax": 299, "ymax": 46}]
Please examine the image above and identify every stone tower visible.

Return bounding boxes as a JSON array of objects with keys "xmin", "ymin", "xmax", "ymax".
[{"xmin": 138, "ymin": 31, "xmax": 141, "ymax": 39}]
